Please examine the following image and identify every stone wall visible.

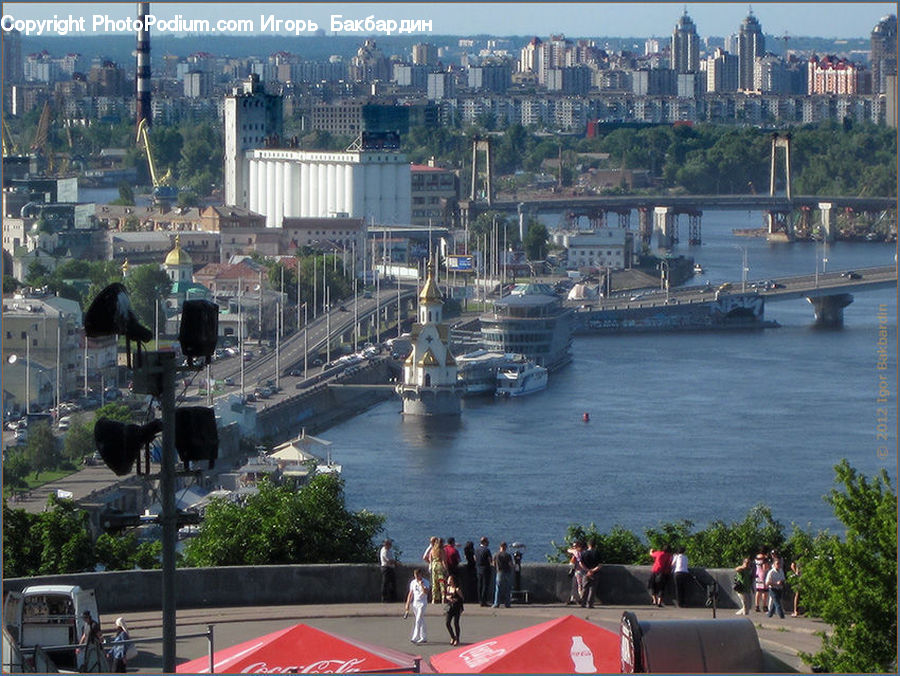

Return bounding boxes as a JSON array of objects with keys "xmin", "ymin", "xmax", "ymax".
[{"xmin": 3, "ymin": 564, "xmax": 745, "ymax": 613}]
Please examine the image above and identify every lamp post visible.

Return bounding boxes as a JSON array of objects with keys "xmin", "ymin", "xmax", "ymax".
[
  {"xmin": 302, "ymin": 302, "xmax": 308, "ymax": 379},
  {"xmin": 734, "ymin": 245, "xmax": 749, "ymax": 293},
  {"xmin": 325, "ymin": 287, "xmax": 331, "ymax": 364}
]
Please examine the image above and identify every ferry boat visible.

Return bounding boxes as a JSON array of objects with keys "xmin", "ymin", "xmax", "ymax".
[
  {"xmin": 495, "ymin": 357, "xmax": 549, "ymax": 397},
  {"xmin": 693, "ymin": 263, "xmax": 704, "ymax": 274},
  {"xmin": 455, "ymin": 350, "xmax": 508, "ymax": 396}
]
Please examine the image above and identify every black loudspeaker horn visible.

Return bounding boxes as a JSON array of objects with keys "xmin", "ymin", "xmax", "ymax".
[
  {"xmin": 179, "ymin": 299, "xmax": 219, "ymax": 366},
  {"xmin": 94, "ymin": 417, "xmax": 163, "ymax": 476},
  {"xmin": 174, "ymin": 407, "xmax": 218, "ymax": 469},
  {"xmin": 84, "ymin": 283, "xmax": 152, "ymax": 342}
]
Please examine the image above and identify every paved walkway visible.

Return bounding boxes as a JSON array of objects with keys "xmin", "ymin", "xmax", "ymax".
[{"xmin": 110, "ymin": 601, "xmax": 826, "ymax": 673}]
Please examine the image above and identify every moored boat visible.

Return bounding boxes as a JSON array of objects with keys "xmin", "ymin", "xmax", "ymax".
[{"xmin": 495, "ymin": 356, "xmax": 548, "ymax": 397}]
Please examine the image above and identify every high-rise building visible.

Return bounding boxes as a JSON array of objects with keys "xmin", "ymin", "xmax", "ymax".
[
  {"xmin": 672, "ymin": 10, "xmax": 700, "ymax": 74},
  {"xmin": 871, "ymin": 15, "xmax": 898, "ymax": 95},
  {"xmin": 737, "ymin": 11, "xmax": 765, "ymax": 91},
  {"xmin": 412, "ymin": 43, "xmax": 439, "ymax": 66},
  {"xmin": 224, "ymin": 74, "xmax": 283, "ymax": 208},
  {"xmin": 2, "ymin": 28, "xmax": 23, "ymax": 85},
  {"xmin": 706, "ymin": 47, "xmax": 739, "ymax": 92}
]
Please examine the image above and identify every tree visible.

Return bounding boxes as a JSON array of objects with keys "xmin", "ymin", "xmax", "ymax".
[
  {"xmin": 183, "ymin": 475, "xmax": 385, "ymax": 567},
  {"xmin": 62, "ymin": 421, "xmax": 95, "ymax": 465},
  {"xmin": 111, "ymin": 181, "xmax": 135, "ymax": 206},
  {"xmin": 94, "ymin": 402, "xmax": 133, "ymax": 424},
  {"xmin": 125, "ymin": 264, "xmax": 172, "ymax": 328},
  {"xmin": 523, "ymin": 221, "xmax": 549, "ymax": 260},
  {"xmin": 799, "ymin": 460, "xmax": 897, "ymax": 673},
  {"xmin": 4, "ymin": 274, "xmax": 20, "ymax": 293},
  {"xmin": 23, "ymin": 422, "xmax": 60, "ymax": 480}
]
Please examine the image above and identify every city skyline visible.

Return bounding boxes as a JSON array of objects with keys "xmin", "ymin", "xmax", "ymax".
[{"xmin": 2, "ymin": 2, "xmax": 896, "ymax": 40}]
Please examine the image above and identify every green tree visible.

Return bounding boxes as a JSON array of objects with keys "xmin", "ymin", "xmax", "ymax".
[
  {"xmin": 4, "ymin": 274, "xmax": 21, "ymax": 293},
  {"xmin": 125, "ymin": 264, "xmax": 172, "ymax": 328},
  {"xmin": 2, "ymin": 499, "xmax": 42, "ymax": 577},
  {"xmin": 523, "ymin": 221, "xmax": 549, "ymax": 260},
  {"xmin": 183, "ymin": 474, "xmax": 384, "ymax": 567},
  {"xmin": 94, "ymin": 402, "xmax": 133, "ymax": 424},
  {"xmin": 23, "ymin": 422, "xmax": 60, "ymax": 480},
  {"xmin": 62, "ymin": 421, "xmax": 95, "ymax": 465},
  {"xmin": 95, "ymin": 532, "xmax": 162, "ymax": 570},
  {"xmin": 111, "ymin": 181, "xmax": 135, "ymax": 206},
  {"xmin": 799, "ymin": 460, "xmax": 897, "ymax": 673},
  {"xmin": 2, "ymin": 450, "xmax": 32, "ymax": 490}
]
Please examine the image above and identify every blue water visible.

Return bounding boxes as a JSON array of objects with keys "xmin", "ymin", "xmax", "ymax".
[{"xmin": 325, "ymin": 211, "xmax": 898, "ymax": 562}]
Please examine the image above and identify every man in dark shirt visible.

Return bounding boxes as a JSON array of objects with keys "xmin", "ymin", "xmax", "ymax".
[
  {"xmin": 475, "ymin": 536, "xmax": 493, "ymax": 606},
  {"xmin": 444, "ymin": 537, "xmax": 461, "ymax": 580},
  {"xmin": 492, "ymin": 541, "xmax": 514, "ymax": 608},
  {"xmin": 580, "ymin": 539, "xmax": 603, "ymax": 607}
]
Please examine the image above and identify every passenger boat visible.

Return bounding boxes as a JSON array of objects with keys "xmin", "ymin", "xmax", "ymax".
[
  {"xmin": 495, "ymin": 357, "xmax": 548, "ymax": 397},
  {"xmin": 693, "ymin": 263, "xmax": 704, "ymax": 274},
  {"xmin": 455, "ymin": 350, "xmax": 508, "ymax": 396}
]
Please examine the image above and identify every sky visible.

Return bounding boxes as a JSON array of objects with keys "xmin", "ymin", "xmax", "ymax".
[{"xmin": 2, "ymin": 2, "xmax": 896, "ymax": 39}]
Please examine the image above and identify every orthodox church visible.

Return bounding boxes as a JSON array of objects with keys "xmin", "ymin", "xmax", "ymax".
[{"xmin": 396, "ymin": 261, "xmax": 464, "ymax": 415}]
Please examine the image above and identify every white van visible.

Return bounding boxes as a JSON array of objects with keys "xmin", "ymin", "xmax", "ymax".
[{"xmin": 3, "ymin": 585, "xmax": 99, "ymax": 669}]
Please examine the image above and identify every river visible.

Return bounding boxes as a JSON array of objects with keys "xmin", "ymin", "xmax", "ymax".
[{"xmin": 311, "ymin": 210, "xmax": 897, "ymax": 562}]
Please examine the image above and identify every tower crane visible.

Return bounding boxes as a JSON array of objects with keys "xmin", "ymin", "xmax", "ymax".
[
  {"xmin": 136, "ymin": 118, "xmax": 177, "ymax": 202},
  {"xmin": 2, "ymin": 118, "xmax": 17, "ymax": 156}
]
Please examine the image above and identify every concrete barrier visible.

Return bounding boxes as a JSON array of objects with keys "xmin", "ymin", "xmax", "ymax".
[{"xmin": 3, "ymin": 564, "xmax": 751, "ymax": 613}]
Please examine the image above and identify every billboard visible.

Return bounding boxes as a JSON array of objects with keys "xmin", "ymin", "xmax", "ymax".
[{"xmin": 447, "ymin": 255, "xmax": 474, "ymax": 272}]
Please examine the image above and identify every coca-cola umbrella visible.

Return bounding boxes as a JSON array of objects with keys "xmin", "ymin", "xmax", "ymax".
[
  {"xmin": 429, "ymin": 615, "xmax": 618, "ymax": 674},
  {"xmin": 175, "ymin": 623, "xmax": 421, "ymax": 674}
]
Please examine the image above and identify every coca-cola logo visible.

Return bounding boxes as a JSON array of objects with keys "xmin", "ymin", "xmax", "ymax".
[
  {"xmin": 459, "ymin": 641, "xmax": 506, "ymax": 669},
  {"xmin": 241, "ymin": 658, "xmax": 366, "ymax": 673}
]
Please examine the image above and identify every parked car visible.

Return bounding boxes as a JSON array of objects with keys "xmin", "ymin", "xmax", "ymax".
[
  {"xmin": 57, "ymin": 416, "xmax": 71, "ymax": 431},
  {"xmin": 841, "ymin": 271, "xmax": 861, "ymax": 279},
  {"xmin": 223, "ymin": 377, "xmax": 235, "ymax": 386}
]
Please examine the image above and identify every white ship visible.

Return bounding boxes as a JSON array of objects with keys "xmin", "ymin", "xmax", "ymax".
[
  {"xmin": 455, "ymin": 350, "xmax": 509, "ymax": 396},
  {"xmin": 495, "ymin": 356, "xmax": 549, "ymax": 397}
]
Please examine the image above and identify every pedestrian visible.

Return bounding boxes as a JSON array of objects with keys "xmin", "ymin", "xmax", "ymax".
[
  {"xmin": 765, "ymin": 557, "xmax": 786, "ymax": 618},
  {"xmin": 753, "ymin": 548, "xmax": 770, "ymax": 612},
  {"xmin": 492, "ymin": 541, "xmax": 513, "ymax": 608},
  {"xmin": 76, "ymin": 610, "xmax": 102, "ymax": 671},
  {"xmin": 672, "ymin": 546, "xmax": 690, "ymax": 607},
  {"xmin": 566, "ymin": 541, "xmax": 587, "ymax": 606},
  {"xmin": 733, "ymin": 556, "xmax": 754, "ymax": 615},
  {"xmin": 404, "ymin": 568, "xmax": 431, "ymax": 644},
  {"xmin": 423, "ymin": 537, "xmax": 449, "ymax": 604},
  {"xmin": 580, "ymin": 539, "xmax": 602, "ymax": 608},
  {"xmin": 443, "ymin": 574, "xmax": 465, "ymax": 646},
  {"xmin": 789, "ymin": 559, "xmax": 802, "ymax": 617},
  {"xmin": 648, "ymin": 544, "xmax": 672, "ymax": 607},
  {"xmin": 462, "ymin": 540, "xmax": 477, "ymax": 602},
  {"xmin": 475, "ymin": 536, "xmax": 493, "ymax": 607},
  {"xmin": 379, "ymin": 538, "xmax": 397, "ymax": 603},
  {"xmin": 107, "ymin": 617, "xmax": 131, "ymax": 673},
  {"xmin": 444, "ymin": 537, "xmax": 461, "ymax": 581}
]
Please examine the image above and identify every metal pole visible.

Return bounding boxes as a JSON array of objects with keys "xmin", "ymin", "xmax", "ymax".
[
  {"xmin": 296, "ymin": 256, "xmax": 301, "ymax": 331},
  {"xmin": 55, "ymin": 324, "xmax": 61, "ymax": 418},
  {"xmin": 239, "ymin": 279, "xmax": 244, "ymax": 398},
  {"xmin": 83, "ymin": 338, "xmax": 88, "ymax": 399},
  {"xmin": 25, "ymin": 337, "xmax": 30, "ymax": 415},
  {"xmin": 325, "ymin": 288, "xmax": 331, "ymax": 364},
  {"xmin": 313, "ymin": 256, "xmax": 317, "ymax": 320},
  {"xmin": 208, "ymin": 624, "xmax": 215, "ymax": 674},
  {"xmin": 275, "ymin": 301, "xmax": 280, "ymax": 391},
  {"xmin": 397, "ymin": 274, "xmax": 401, "ymax": 338},
  {"xmin": 155, "ymin": 299, "xmax": 159, "ymax": 351},
  {"xmin": 353, "ymin": 278, "xmax": 358, "ymax": 352},
  {"xmin": 257, "ymin": 270, "xmax": 263, "ymax": 347},
  {"xmin": 159, "ymin": 352, "xmax": 177, "ymax": 673},
  {"xmin": 303, "ymin": 303, "xmax": 308, "ymax": 379}
]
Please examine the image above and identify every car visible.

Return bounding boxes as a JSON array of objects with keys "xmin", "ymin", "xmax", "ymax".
[
  {"xmin": 289, "ymin": 368, "xmax": 303, "ymax": 377},
  {"xmin": 243, "ymin": 351, "xmax": 253, "ymax": 362},
  {"xmin": 14, "ymin": 427, "xmax": 27, "ymax": 442},
  {"xmin": 363, "ymin": 291, "xmax": 372, "ymax": 299},
  {"xmin": 58, "ymin": 416, "xmax": 71, "ymax": 431},
  {"xmin": 841, "ymin": 271, "xmax": 861, "ymax": 279},
  {"xmin": 338, "ymin": 305, "xmax": 347, "ymax": 312},
  {"xmin": 223, "ymin": 377, "xmax": 235, "ymax": 386}
]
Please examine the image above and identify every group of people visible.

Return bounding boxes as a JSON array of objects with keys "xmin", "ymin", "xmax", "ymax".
[
  {"xmin": 76, "ymin": 612, "xmax": 132, "ymax": 672},
  {"xmin": 380, "ymin": 535, "xmax": 519, "ymax": 646},
  {"xmin": 647, "ymin": 545, "xmax": 691, "ymax": 608},
  {"xmin": 734, "ymin": 548, "xmax": 801, "ymax": 618},
  {"xmin": 565, "ymin": 540, "xmax": 603, "ymax": 608}
]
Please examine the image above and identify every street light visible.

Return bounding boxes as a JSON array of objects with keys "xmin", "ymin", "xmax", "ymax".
[{"xmin": 734, "ymin": 245, "xmax": 749, "ymax": 293}]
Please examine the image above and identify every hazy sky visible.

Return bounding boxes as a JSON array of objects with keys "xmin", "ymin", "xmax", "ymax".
[{"xmin": 2, "ymin": 2, "xmax": 895, "ymax": 39}]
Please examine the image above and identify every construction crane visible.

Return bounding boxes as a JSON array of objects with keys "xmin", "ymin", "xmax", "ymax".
[
  {"xmin": 2, "ymin": 118, "xmax": 17, "ymax": 156},
  {"xmin": 136, "ymin": 118, "xmax": 177, "ymax": 202}
]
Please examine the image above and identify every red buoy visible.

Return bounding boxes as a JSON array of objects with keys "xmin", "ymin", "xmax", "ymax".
[{"xmin": 583, "ymin": 412, "xmax": 590, "ymax": 422}]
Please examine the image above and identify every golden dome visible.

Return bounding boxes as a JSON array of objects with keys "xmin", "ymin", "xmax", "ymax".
[
  {"xmin": 164, "ymin": 234, "xmax": 192, "ymax": 267},
  {"xmin": 419, "ymin": 261, "xmax": 441, "ymax": 303}
]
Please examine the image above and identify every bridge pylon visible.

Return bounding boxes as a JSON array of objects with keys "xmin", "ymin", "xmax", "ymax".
[
  {"xmin": 470, "ymin": 137, "xmax": 493, "ymax": 205},
  {"xmin": 769, "ymin": 132, "xmax": 792, "ymax": 199}
]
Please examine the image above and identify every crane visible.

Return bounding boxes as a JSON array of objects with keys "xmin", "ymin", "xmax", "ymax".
[
  {"xmin": 2, "ymin": 118, "xmax": 17, "ymax": 156},
  {"xmin": 136, "ymin": 118, "xmax": 177, "ymax": 202}
]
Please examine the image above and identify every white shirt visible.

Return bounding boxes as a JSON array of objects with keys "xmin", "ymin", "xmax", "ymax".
[
  {"xmin": 765, "ymin": 567, "xmax": 786, "ymax": 588},
  {"xmin": 409, "ymin": 578, "xmax": 430, "ymax": 605},
  {"xmin": 672, "ymin": 553, "xmax": 689, "ymax": 574},
  {"xmin": 380, "ymin": 546, "xmax": 395, "ymax": 567}
]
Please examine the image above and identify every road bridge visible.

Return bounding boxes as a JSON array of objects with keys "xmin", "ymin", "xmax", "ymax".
[
  {"xmin": 460, "ymin": 194, "xmax": 896, "ymax": 248},
  {"xmin": 573, "ymin": 265, "xmax": 897, "ymax": 327}
]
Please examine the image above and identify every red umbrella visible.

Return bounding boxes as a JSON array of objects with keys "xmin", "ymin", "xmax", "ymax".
[
  {"xmin": 176, "ymin": 623, "xmax": 420, "ymax": 674},
  {"xmin": 429, "ymin": 615, "xmax": 619, "ymax": 674}
]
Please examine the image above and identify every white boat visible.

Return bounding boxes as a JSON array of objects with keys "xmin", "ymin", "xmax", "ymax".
[
  {"xmin": 456, "ymin": 349, "xmax": 508, "ymax": 396},
  {"xmin": 693, "ymin": 263, "xmax": 704, "ymax": 274},
  {"xmin": 495, "ymin": 357, "xmax": 548, "ymax": 397}
]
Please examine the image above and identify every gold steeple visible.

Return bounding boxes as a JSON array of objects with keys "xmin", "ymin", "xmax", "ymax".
[
  {"xmin": 419, "ymin": 260, "xmax": 441, "ymax": 303},
  {"xmin": 164, "ymin": 233, "xmax": 193, "ymax": 266}
]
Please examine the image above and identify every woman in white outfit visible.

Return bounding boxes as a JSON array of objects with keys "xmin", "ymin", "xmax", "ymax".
[{"xmin": 404, "ymin": 568, "xmax": 431, "ymax": 644}]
